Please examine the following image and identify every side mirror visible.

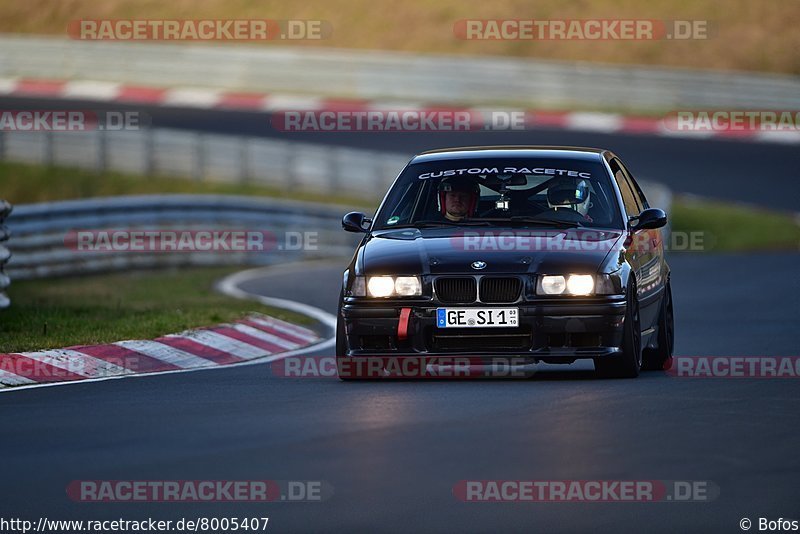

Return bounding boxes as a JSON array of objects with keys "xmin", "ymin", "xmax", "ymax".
[
  {"xmin": 342, "ymin": 211, "xmax": 370, "ymax": 233},
  {"xmin": 629, "ymin": 208, "xmax": 667, "ymax": 231}
]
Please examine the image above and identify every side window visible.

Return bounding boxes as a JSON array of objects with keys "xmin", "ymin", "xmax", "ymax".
[
  {"xmin": 617, "ymin": 160, "xmax": 650, "ymax": 210},
  {"xmin": 610, "ymin": 159, "xmax": 640, "ymax": 217}
]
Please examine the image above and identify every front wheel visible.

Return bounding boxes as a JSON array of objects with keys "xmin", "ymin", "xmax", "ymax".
[
  {"xmin": 335, "ymin": 311, "xmax": 355, "ymax": 381},
  {"xmin": 594, "ymin": 279, "xmax": 642, "ymax": 378}
]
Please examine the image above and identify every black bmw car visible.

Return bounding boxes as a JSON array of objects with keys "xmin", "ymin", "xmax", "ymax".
[{"xmin": 337, "ymin": 146, "xmax": 674, "ymax": 379}]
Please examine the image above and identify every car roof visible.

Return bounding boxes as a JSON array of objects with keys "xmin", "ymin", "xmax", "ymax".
[{"xmin": 411, "ymin": 146, "xmax": 610, "ymax": 164}]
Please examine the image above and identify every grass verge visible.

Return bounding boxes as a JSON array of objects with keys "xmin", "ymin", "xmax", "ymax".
[
  {"xmin": 670, "ymin": 196, "xmax": 800, "ymax": 252},
  {"xmin": 0, "ymin": 161, "xmax": 372, "ymax": 209},
  {"xmin": 0, "ymin": 266, "xmax": 315, "ymax": 353}
]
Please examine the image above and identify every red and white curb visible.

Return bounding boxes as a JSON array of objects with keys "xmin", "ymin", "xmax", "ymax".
[
  {"xmin": 1, "ymin": 77, "xmax": 798, "ymax": 144},
  {"xmin": 0, "ymin": 312, "xmax": 323, "ymax": 390}
]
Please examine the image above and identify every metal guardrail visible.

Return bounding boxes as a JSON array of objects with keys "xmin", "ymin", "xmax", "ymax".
[
  {"xmin": 0, "ymin": 127, "xmax": 408, "ymax": 199},
  {"xmin": 0, "ymin": 199, "xmax": 11, "ymax": 308},
  {"xmin": 1, "ymin": 34, "xmax": 799, "ymax": 111},
  {"xmin": 4, "ymin": 195, "xmax": 360, "ymax": 280}
]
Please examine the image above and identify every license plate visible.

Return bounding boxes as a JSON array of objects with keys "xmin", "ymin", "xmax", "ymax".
[{"xmin": 436, "ymin": 308, "xmax": 519, "ymax": 328}]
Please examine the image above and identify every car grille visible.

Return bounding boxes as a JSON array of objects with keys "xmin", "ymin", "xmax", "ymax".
[
  {"xmin": 480, "ymin": 277, "xmax": 521, "ymax": 303},
  {"xmin": 435, "ymin": 277, "xmax": 477, "ymax": 304}
]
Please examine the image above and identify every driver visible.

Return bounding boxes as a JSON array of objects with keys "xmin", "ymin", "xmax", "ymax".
[
  {"xmin": 437, "ymin": 177, "xmax": 480, "ymax": 221},
  {"xmin": 547, "ymin": 177, "xmax": 593, "ymax": 222}
]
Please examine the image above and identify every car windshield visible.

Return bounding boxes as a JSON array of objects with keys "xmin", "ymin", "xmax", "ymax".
[{"xmin": 373, "ymin": 157, "xmax": 623, "ymax": 230}]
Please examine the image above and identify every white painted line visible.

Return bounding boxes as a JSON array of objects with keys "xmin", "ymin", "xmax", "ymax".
[
  {"xmin": 369, "ymin": 101, "xmax": 426, "ymax": 112},
  {"xmin": 566, "ymin": 112, "xmax": 623, "ymax": 132},
  {"xmin": 263, "ymin": 94, "xmax": 324, "ymax": 112},
  {"xmin": 658, "ymin": 127, "xmax": 716, "ymax": 139},
  {"xmin": 174, "ymin": 330, "xmax": 269, "ymax": 360},
  {"xmin": 115, "ymin": 340, "xmax": 217, "ymax": 368},
  {"xmin": 232, "ymin": 323, "xmax": 300, "ymax": 350},
  {"xmin": 0, "ymin": 77, "xmax": 19, "ymax": 95},
  {"xmin": 752, "ymin": 130, "xmax": 800, "ymax": 144},
  {"xmin": 163, "ymin": 88, "xmax": 221, "ymax": 107},
  {"xmin": 216, "ymin": 263, "xmax": 337, "ymax": 331},
  {"xmin": 63, "ymin": 80, "xmax": 122, "ymax": 100},
  {"xmin": 0, "ymin": 368, "xmax": 36, "ymax": 386}
]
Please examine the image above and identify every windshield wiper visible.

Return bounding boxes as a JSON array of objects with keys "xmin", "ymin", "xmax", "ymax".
[
  {"xmin": 505, "ymin": 216, "xmax": 583, "ymax": 228},
  {"xmin": 406, "ymin": 220, "xmax": 492, "ymax": 228}
]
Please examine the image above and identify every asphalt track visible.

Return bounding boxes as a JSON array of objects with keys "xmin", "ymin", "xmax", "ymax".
[
  {"xmin": 1, "ymin": 95, "xmax": 799, "ymax": 211},
  {"xmin": 1, "ymin": 97, "xmax": 799, "ymax": 533},
  {"xmin": 1, "ymin": 252, "xmax": 798, "ymax": 532}
]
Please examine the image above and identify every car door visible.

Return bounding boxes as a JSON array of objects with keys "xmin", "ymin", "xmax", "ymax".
[
  {"xmin": 615, "ymin": 158, "xmax": 665, "ymax": 331},
  {"xmin": 609, "ymin": 158, "xmax": 645, "ymax": 296}
]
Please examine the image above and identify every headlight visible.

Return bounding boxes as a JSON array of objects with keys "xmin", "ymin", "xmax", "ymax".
[
  {"xmin": 394, "ymin": 276, "xmax": 422, "ymax": 296},
  {"xmin": 367, "ymin": 276, "xmax": 396, "ymax": 297},
  {"xmin": 539, "ymin": 275, "xmax": 567, "ymax": 295},
  {"xmin": 566, "ymin": 274, "xmax": 594, "ymax": 295},
  {"xmin": 537, "ymin": 274, "xmax": 610, "ymax": 296},
  {"xmin": 365, "ymin": 276, "xmax": 422, "ymax": 297}
]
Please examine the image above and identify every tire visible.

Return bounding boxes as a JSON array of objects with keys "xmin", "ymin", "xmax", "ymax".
[
  {"xmin": 594, "ymin": 279, "xmax": 642, "ymax": 378},
  {"xmin": 642, "ymin": 280, "xmax": 675, "ymax": 371},
  {"xmin": 335, "ymin": 310, "xmax": 356, "ymax": 381}
]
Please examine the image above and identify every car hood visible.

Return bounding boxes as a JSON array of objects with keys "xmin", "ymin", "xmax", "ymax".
[{"xmin": 360, "ymin": 228, "xmax": 625, "ymax": 275}]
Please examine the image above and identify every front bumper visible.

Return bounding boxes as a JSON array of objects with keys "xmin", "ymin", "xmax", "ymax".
[{"xmin": 341, "ymin": 297, "xmax": 627, "ymax": 363}]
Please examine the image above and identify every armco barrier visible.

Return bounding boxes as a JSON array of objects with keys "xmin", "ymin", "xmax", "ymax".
[
  {"xmin": 0, "ymin": 199, "xmax": 11, "ymax": 308},
  {"xmin": 0, "ymin": 129, "xmax": 675, "ymax": 211},
  {"xmin": 0, "ymin": 34, "xmax": 798, "ymax": 111},
  {"xmin": 0, "ymin": 128, "xmax": 409, "ymax": 199},
  {"xmin": 4, "ymin": 195, "xmax": 360, "ymax": 280}
]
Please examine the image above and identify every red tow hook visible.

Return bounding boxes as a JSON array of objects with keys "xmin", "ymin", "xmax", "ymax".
[{"xmin": 397, "ymin": 307, "xmax": 411, "ymax": 340}]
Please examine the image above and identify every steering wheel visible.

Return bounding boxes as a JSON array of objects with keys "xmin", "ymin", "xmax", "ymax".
[
  {"xmin": 535, "ymin": 207, "xmax": 588, "ymax": 223},
  {"xmin": 478, "ymin": 207, "xmax": 509, "ymax": 218}
]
